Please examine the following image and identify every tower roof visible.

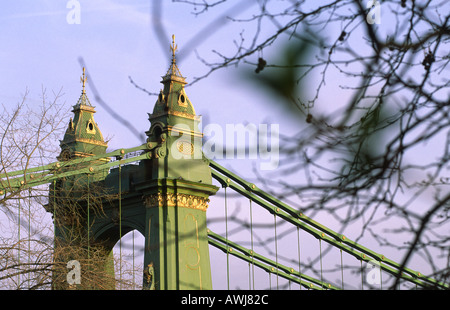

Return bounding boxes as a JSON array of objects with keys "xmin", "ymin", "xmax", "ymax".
[
  {"xmin": 149, "ymin": 35, "xmax": 197, "ymax": 123},
  {"xmin": 58, "ymin": 67, "xmax": 107, "ymax": 160}
]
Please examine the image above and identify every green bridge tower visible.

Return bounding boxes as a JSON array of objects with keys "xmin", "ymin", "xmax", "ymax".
[{"xmin": 50, "ymin": 36, "xmax": 218, "ymax": 290}]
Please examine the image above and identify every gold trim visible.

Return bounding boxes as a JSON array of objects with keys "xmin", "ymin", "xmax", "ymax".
[
  {"xmin": 144, "ymin": 193, "xmax": 210, "ymax": 211},
  {"xmin": 72, "ymin": 103, "xmax": 96, "ymax": 113},
  {"xmin": 167, "ymin": 125, "xmax": 203, "ymax": 138},
  {"xmin": 63, "ymin": 137, "xmax": 108, "ymax": 147},
  {"xmin": 177, "ymin": 141, "xmax": 194, "ymax": 155},
  {"xmin": 149, "ymin": 110, "xmax": 198, "ymax": 120},
  {"xmin": 80, "ymin": 67, "xmax": 87, "ymax": 94}
]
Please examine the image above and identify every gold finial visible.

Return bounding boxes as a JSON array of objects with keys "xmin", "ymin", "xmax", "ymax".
[
  {"xmin": 80, "ymin": 67, "xmax": 87, "ymax": 94},
  {"xmin": 170, "ymin": 34, "xmax": 178, "ymax": 61}
]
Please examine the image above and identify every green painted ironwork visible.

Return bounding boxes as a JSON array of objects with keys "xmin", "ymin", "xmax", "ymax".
[
  {"xmin": 207, "ymin": 229, "xmax": 338, "ymax": 290},
  {"xmin": 0, "ymin": 143, "xmax": 150, "ymax": 193},
  {"xmin": 208, "ymin": 160, "xmax": 449, "ymax": 290},
  {"xmin": 2, "ymin": 144, "xmax": 448, "ymax": 289}
]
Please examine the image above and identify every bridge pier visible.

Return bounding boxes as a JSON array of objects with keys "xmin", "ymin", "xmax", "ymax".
[{"xmin": 140, "ymin": 179, "xmax": 218, "ymax": 289}]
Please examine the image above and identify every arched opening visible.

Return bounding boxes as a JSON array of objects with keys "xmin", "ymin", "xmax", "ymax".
[
  {"xmin": 92, "ymin": 220, "xmax": 146, "ymax": 290},
  {"xmin": 112, "ymin": 229, "xmax": 145, "ymax": 290},
  {"xmin": 153, "ymin": 125, "xmax": 162, "ymax": 140}
]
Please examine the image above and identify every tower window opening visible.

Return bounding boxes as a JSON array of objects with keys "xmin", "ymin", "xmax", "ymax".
[
  {"xmin": 86, "ymin": 120, "xmax": 96, "ymax": 134},
  {"xmin": 153, "ymin": 126, "xmax": 162, "ymax": 140}
]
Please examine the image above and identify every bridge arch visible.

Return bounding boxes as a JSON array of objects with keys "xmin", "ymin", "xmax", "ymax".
[{"xmin": 92, "ymin": 218, "xmax": 145, "ymax": 250}]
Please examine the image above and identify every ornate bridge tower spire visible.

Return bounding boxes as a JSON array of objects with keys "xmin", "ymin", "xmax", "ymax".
[
  {"xmin": 139, "ymin": 35, "xmax": 219, "ymax": 290},
  {"xmin": 58, "ymin": 67, "xmax": 108, "ymax": 162}
]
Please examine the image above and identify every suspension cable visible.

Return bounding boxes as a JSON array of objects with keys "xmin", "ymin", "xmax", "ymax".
[
  {"xmin": 297, "ymin": 226, "xmax": 302, "ymax": 290},
  {"xmin": 361, "ymin": 260, "xmax": 364, "ymax": 290},
  {"xmin": 18, "ymin": 193, "xmax": 21, "ymax": 288},
  {"xmin": 380, "ymin": 261, "xmax": 383, "ymax": 290},
  {"xmin": 52, "ymin": 180, "xmax": 56, "ymax": 290},
  {"xmin": 224, "ymin": 186, "xmax": 229, "ymax": 290},
  {"xmin": 249, "ymin": 198, "xmax": 254, "ymax": 290},
  {"xmin": 273, "ymin": 213, "xmax": 279, "ymax": 289},
  {"xmin": 319, "ymin": 238, "xmax": 323, "ymax": 287},
  {"xmin": 87, "ymin": 174, "xmax": 90, "ymax": 259},
  {"xmin": 119, "ymin": 160, "xmax": 122, "ymax": 289},
  {"xmin": 28, "ymin": 188, "xmax": 31, "ymax": 289},
  {"xmin": 340, "ymin": 248, "xmax": 344, "ymax": 290}
]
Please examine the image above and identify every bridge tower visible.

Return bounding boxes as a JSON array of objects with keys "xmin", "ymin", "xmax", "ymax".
[
  {"xmin": 137, "ymin": 35, "xmax": 219, "ymax": 290},
  {"xmin": 49, "ymin": 67, "xmax": 112, "ymax": 289},
  {"xmin": 49, "ymin": 36, "xmax": 218, "ymax": 290}
]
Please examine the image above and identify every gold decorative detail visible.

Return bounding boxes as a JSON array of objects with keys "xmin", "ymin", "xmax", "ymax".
[
  {"xmin": 63, "ymin": 137, "xmax": 108, "ymax": 147},
  {"xmin": 167, "ymin": 125, "xmax": 203, "ymax": 138},
  {"xmin": 177, "ymin": 141, "xmax": 194, "ymax": 155},
  {"xmin": 163, "ymin": 34, "xmax": 186, "ymax": 83},
  {"xmin": 73, "ymin": 103, "xmax": 95, "ymax": 112},
  {"xmin": 177, "ymin": 194, "xmax": 210, "ymax": 210},
  {"xmin": 144, "ymin": 193, "xmax": 210, "ymax": 211},
  {"xmin": 80, "ymin": 67, "xmax": 87, "ymax": 94},
  {"xmin": 170, "ymin": 34, "xmax": 178, "ymax": 60},
  {"xmin": 59, "ymin": 149, "xmax": 71, "ymax": 161},
  {"xmin": 69, "ymin": 151, "xmax": 110, "ymax": 162},
  {"xmin": 149, "ymin": 110, "xmax": 198, "ymax": 121},
  {"xmin": 144, "ymin": 263, "xmax": 155, "ymax": 290},
  {"xmin": 68, "ymin": 118, "xmax": 74, "ymax": 131},
  {"xmin": 158, "ymin": 90, "xmax": 165, "ymax": 103},
  {"xmin": 183, "ymin": 213, "xmax": 201, "ymax": 272}
]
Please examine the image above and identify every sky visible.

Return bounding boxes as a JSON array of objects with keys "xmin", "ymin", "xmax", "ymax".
[{"xmin": 1, "ymin": 0, "xmax": 446, "ymax": 290}]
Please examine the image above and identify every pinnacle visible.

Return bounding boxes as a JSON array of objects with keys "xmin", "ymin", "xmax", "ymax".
[{"xmin": 163, "ymin": 34, "xmax": 186, "ymax": 83}]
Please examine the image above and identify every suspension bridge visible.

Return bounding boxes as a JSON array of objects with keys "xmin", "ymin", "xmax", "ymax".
[{"xmin": 0, "ymin": 36, "xmax": 447, "ymax": 291}]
